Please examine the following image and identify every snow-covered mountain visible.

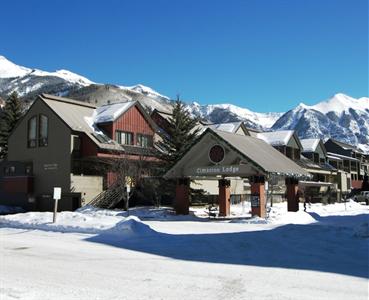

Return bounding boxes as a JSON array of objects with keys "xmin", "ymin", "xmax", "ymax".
[
  {"xmin": 272, "ymin": 93, "xmax": 369, "ymax": 153},
  {"xmin": 0, "ymin": 55, "xmax": 368, "ymax": 152},
  {"xmin": 0, "ymin": 56, "xmax": 172, "ymax": 111},
  {"xmin": 0, "ymin": 55, "xmax": 93, "ymax": 97},
  {"xmin": 188, "ymin": 102, "xmax": 282, "ymax": 130}
]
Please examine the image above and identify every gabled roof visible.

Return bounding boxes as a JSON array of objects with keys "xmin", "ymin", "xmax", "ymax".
[
  {"xmin": 95, "ymin": 100, "xmax": 158, "ymax": 131},
  {"xmin": 213, "ymin": 130, "xmax": 309, "ymax": 176},
  {"xmin": 298, "ymin": 155, "xmax": 336, "ymax": 173},
  {"xmin": 206, "ymin": 122, "xmax": 249, "ymax": 136},
  {"xmin": 300, "ymin": 138, "xmax": 327, "ymax": 156},
  {"xmin": 253, "ymin": 130, "xmax": 303, "ymax": 149},
  {"xmin": 327, "ymin": 138, "xmax": 364, "ymax": 154},
  {"xmin": 151, "ymin": 109, "xmax": 172, "ymax": 121},
  {"xmin": 165, "ymin": 128, "xmax": 310, "ymax": 178},
  {"xmin": 300, "ymin": 139, "xmax": 320, "ymax": 152},
  {"xmin": 39, "ymin": 94, "xmax": 123, "ymax": 151},
  {"xmin": 95, "ymin": 101, "xmax": 136, "ymax": 123}
]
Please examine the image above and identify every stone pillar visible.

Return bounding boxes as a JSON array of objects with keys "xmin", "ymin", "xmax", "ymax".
[
  {"xmin": 218, "ymin": 179, "xmax": 231, "ymax": 217},
  {"xmin": 250, "ymin": 176, "xmax": 266, "ymax": 218},
  {"xmin": 285, "ymin": 177, "xmax": 299, "ymax": 212},
  {"xmin": 175, "ymin": 178, "xmax": 190, "ymax": 215}
]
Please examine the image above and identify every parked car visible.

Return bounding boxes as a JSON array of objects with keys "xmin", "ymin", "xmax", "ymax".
[{"xmin": 354, "ymin": 191, "xmax": 369, "ymax": 205}]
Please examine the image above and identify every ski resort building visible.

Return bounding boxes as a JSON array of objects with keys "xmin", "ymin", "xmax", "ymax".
[
  {"xmin": 325, "ymin": 139, "xmax": 369, "ymax": 190},
  {"xmin": 1, "ymin": 94, "xmax": 160, "ymax": 211},
  {"xmin": 165, "ymin": 128, "xmax": 310, "ymax": 217}
]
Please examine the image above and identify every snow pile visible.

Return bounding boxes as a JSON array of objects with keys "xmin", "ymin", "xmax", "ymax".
[
  {"xmin": 107, "ymin": 216, "xmax": 153, "ymax": 236},
  {"xmin": 268, "ymin": 208, "xmax": 317, "ymax": 224},
  {"xmin": 0, "ymin": 209, "xmax": 154, "ymax": 236}
]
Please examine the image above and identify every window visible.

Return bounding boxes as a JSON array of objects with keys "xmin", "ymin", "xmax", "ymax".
[
  {"xmin": 27, "ymin": 116, "xmax": 37, "ymax": 148},
  {"xmin": 294, "ymin": 148, "xmax": 300, "ymax": 160},
  {"xmin": 286, "ymin": 147, "xmax": 292, "ymax": 159},
  {"xmin": 39, "ymin": 115, "xmax": 48, "ymax": 147},
  {"xmin": 4, "ymin": 166, "xmax": 15, "ymax": 176},
  {"xmin": 115, "ymin": 131, "xmax": 133, "ymax": 145},
  {"xmin": 137, "ymin": 134, "xmax": 153, "ymax": 148},
  {"xmin": 72, "ymin": 135, "xmax": 81, "ymax": 151}
]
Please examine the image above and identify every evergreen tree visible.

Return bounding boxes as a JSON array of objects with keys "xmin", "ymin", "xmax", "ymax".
[
  {"xmin": 0, "ymin": 92, "xmax": 23, "ymax": 159},
  {"xmin": 157, "ymin": 97, "xmax": 200, "ymax": 168}
]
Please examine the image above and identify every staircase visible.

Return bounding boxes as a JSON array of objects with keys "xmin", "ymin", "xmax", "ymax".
[{"xmin": 89, "ymin": 185, "xmax": 126, "ymax": 209}]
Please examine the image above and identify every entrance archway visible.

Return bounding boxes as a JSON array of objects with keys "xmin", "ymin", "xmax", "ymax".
[{"xmin": 165, "ymin": 129, "xmax": 310, "ymax": 218}]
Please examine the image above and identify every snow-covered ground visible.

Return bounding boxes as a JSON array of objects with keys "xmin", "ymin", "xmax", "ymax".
[{"xmin": 0, "ymin": 201, "xmax": 368, "ymax": 300}]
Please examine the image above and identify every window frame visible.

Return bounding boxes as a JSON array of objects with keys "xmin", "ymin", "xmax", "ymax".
[
  {"xmin": 38, "ymin": 114, "xmax": 48, "ymax": 147},
  {"xmin": 137, "ymin": 133, "xmax": 153, "ymax": 148},
  {"xmin": 115, "ymin": 130, "xmax": 134, "ymax": 145},
  {"xmin": 27, "ymin": 116, "xmax": 37, "ymax": 148}
]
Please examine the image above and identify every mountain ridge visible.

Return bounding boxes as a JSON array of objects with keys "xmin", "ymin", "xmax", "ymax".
[{"xmin": 0, "ymin": 55, "xmax": 368, "ymax": 152}]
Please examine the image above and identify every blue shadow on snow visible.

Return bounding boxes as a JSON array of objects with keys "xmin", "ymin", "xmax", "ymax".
[{"xmin": 86, "ymin": 213, "xmax": 369, "ymax": 279}]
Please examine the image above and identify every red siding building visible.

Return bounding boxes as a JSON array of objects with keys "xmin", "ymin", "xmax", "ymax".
[{"xmin": 2, "ymin": 94, "xmax": 162, "ymax": 211}]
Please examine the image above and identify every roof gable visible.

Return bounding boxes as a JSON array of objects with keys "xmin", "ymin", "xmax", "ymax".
[
  {"xmin": 96, "ymin": 101, "xmax": 157, "ymax": 132},
  {"xmin": 328, "ymin": 138, "xmax": 363, "ymax": 154},
  {"xmin": 255, "ymin": 130, "xmax": 303, "ymax": 150},
  {"xmin": 95, "ymin": 101, "xmax": 136, "ymax": 123},
  {"xmin": 207, "ymin": 122, "xmax": 250, "ymax": 136},
  {"xmin": 39, "ymin": 94, "xmax": 122, "ymax": 151},
  {"xmin": 165, "ymin": 128, "xmax": 310, "ymax": 179}
]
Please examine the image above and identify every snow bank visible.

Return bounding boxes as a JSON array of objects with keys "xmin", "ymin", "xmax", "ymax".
[
  {"xmin": 0, "ymin": 209, "xmax": 154, "ymax": 237},
  {"xmin": 268, "ymin": 208, "xmax": 317, "ymax": 225}
]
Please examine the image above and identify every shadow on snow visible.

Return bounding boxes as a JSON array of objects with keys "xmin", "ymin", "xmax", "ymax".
[{"xmin": 86, "ymin": 213, "xmax": 369, "ymax": 279}]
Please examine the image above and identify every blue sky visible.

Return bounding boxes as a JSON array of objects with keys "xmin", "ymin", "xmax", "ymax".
[{"xmin": 0, "ymin": 0, "xmax": 367, "ymax": 112}]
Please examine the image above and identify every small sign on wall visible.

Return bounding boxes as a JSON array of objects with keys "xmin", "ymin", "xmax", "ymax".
[{"xmin": 44, "ymin": 163, "xmax": 58, "ymax": 171}]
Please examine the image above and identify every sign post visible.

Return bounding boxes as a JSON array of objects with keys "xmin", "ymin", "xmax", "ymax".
[
  {"xmin": 126, "ymin": 184, "xmax": 130, "ymax": 216},
  {"xmin": 53, "ymin": 187, "xmax": 61, "ymax": 223}
]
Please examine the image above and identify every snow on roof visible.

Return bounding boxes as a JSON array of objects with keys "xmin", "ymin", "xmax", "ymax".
[
  {"xmin": 327, "ymin": 154, "xmax": 343, "ymax": 161},
  {"xmin": 300, "ymin": 139, "xmax": 320, "ymax": 152},
  {"xmin": 207, "ymin": 122, "xmax": 241, "ymax": 134},
  {"xmin": 327, "ymin": 152, "xmax": 359, "ymax": 162},
  {"xmin": 95, "ymin": 101, "xmax": 136, "ymax": 123},
  {"xmin": 256, "ymin": 130, "xmax": 294, "ymax": 146},
  {"xmin": 40, "ymin": 94, "xmax": 122, "ymax": 151}
]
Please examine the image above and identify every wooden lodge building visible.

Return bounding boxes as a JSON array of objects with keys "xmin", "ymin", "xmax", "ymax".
[
  {"xmin": 0, "ymin": 94, "xmax": 160, "ymax": 211},
  {"xmin": 1, "ymin": 94, "xmax": 368, "ymax": 215}
]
